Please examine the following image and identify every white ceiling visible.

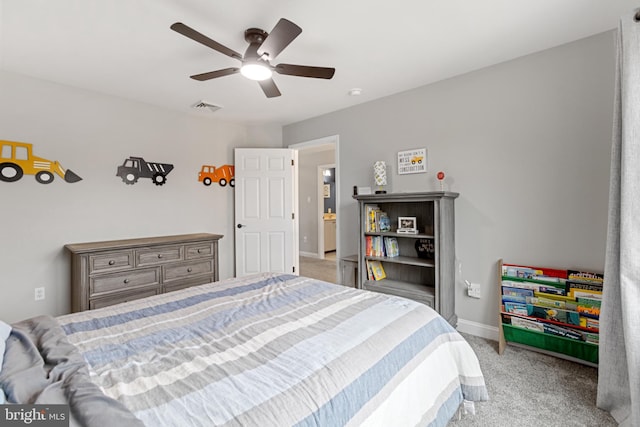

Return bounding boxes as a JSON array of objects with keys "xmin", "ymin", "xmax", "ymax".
[{"xmin": 0, "ymin": 1, "xmax": 636, "ymax": 126}]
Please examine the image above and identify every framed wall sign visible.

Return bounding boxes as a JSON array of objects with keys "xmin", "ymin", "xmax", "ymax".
[
  {"xmin": 323, "ymin": 184, "xmax": 330, "ymax": 198},
  {"xmin": 397, "ymin": 148, "xmax": 427, "ymax": 175}
]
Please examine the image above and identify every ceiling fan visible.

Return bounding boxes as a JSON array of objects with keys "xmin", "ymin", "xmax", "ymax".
[{"xmin": 170, "ymin": 18, "xmax": 335, "ymax": 98}]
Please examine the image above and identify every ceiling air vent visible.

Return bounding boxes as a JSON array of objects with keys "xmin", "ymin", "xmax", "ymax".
[{"xmin": 191, "ymin": 100, "xmax": 221, "ymax": 113}]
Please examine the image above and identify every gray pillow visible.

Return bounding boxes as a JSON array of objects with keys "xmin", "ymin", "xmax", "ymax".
[{"xmin": 0, "ymin": 320, "xmax": 12, "ymax": 404}]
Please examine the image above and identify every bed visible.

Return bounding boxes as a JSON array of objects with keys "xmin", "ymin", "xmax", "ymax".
[{"xmin": 1, "ymin": 273, "xmax": 488, "ymax": 426}]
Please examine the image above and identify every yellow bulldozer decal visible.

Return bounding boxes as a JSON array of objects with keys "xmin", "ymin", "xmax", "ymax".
[{"xmin": 0, "ymin": 140, "xmax": 82, "ymax": 184}]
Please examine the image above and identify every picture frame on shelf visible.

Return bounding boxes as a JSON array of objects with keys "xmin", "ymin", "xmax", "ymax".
[
  {"xmin": 398, "ymin": 216, "xmax": 418, "ymax": 234},
  {"xmin": 357, "ymin": 186, "xmax": 372, "ymax": 195}
]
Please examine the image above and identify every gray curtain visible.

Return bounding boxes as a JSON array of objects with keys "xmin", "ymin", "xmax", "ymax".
[{"xmin": 597, "ymin": 8, "xmax": 640, "ymax": 426}]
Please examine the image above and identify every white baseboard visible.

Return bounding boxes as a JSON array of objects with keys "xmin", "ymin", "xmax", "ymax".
[
  {"xmin": 300, "ymin": 251, "xmax": 320, "ymax": 258},
  {"xmin": 456, "ymin": 318, "xmax": 499, "ymax": 341}
]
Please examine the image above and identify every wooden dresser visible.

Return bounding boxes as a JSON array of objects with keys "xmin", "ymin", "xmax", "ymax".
[{"xmin": 65, "ymin": 233, "xmax": 223, "ymax": 312}]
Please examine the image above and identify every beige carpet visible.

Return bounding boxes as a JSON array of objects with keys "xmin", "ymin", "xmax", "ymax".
[
  {"xmin": 450, "ymin": 333, "xmax": 615, "ymax": 426},
  {"xmin": 299, "ymin": 255, "xmax": 339, "ymax": 284}
]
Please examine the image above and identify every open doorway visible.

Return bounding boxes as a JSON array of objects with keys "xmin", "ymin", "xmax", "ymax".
[
  {"xmin": 319, "ymin": 164, "xmax": 336, "ymax": 260},
  {"xmin": 288, "ymin": 136, "xmax": 339, "ymax": 284}
]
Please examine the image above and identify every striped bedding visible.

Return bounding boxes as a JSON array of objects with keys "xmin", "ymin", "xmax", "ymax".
[{"xmin": 57, "ymin": 273, "xmax": 488, "ymax": 426}]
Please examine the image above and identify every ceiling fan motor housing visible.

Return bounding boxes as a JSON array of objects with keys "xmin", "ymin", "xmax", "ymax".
[{"xmin": 244, "ymin": 28, "xmax": 269, "ymax": 61}]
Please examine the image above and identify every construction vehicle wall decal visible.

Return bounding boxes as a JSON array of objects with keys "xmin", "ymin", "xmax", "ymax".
[
  {"xmin": 0, "ymin": 140, "xmax": 82, "ymax": 184},
  {"xmin": 116, "ymin": 156, "xmax": 174, "ymax": 186},
  {"xmin": 198, "ymin": 164, "xmax": 235, "ymax": 187}
]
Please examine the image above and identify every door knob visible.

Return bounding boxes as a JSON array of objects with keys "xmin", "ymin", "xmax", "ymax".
[{"xmin": 237, "ymin": 224, "xmax": 245, "ymax": 228}]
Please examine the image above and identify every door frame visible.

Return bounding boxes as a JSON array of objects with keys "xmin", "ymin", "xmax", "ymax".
[
  {"xmin": 317, "ymin": 163, "xmax": 335, "ymax": 259},
  {"xmin": 288, "ymin": 135, "xmax": 339, "ymax": 272}
]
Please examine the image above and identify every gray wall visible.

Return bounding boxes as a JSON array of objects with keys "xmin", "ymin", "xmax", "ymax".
[
  {"xmin": 0, "ymin": 70, "xmax": 280, "ymax": 323},
  {"xmin": 298, "ymin": 148, "xmax": 335, "ymax": 255},
  {"xmin": 283, "ymin": 31, "xmax": 616, "ymax": 331}
]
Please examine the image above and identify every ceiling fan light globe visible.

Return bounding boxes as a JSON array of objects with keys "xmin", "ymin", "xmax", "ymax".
[{"xmin": 241, "ymin": 63, "xmax": 272, "ymax": 81}]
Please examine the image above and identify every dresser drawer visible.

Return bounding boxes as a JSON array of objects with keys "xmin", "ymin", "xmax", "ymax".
[
  {"xmin": 90, "ymin": 267, "xmax": 161, "ymax": 297},
  {"xmin": 164, "ymin": 274, "xmax": 214, "ymax": 293},
  {"xmin": 89, "ymin": 250, "xmax": 134, "ymax": 274},
  {"xmin": 185, "ymin": 242, "xmax": 214, "ymax": 259},
  {"xmin": 163, "ymin": 259, "xmax": 213, "ymax": 284},
  {"xmin": 136, "ymin": 245, "xmax": 183, "ymax": 266},
  {"xmin": 90, "ymin": 286, "xmax": 161, "ymax": 310}
]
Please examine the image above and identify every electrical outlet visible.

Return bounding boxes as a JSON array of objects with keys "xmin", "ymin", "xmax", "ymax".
[
  {"xmin": 467, "ymin": 282, "xmax": 481, "ymax": 299},
  {"xmin": 303, "ymin": 236, "xmax": 308, "ymax": 242},
  {"xmin": 35, "ymin": 287, "xmax": 45, "ymax": 301}
]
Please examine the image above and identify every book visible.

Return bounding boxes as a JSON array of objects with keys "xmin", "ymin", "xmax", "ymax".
[
  {"xmin": 576, "ymin": 297, "xmax": 601, "ymax": 319},
  {"xmin": 369, "ymin": 261, "xmax": 386, "ymax": 281},
  {"xmin": 383, "ymin": 236, "xmax": 399, "ymax": 257},
  {"xmin": 365, "ymin": 260, "xmax": 372, "ymax": 280},
  {"xmin": 502, "ymin": 286, "xmax": 535, "ymax": 298},
  {"xmin": 365, "ymin": 236, "xmax": 373, "ymax": 256},
  {"xmin": 502, "ymin": 294, "xmax": 527, "ymax": 304},
  {"xmin": 378, "ymin": 212, "xmax": 391, "ymax": 232},
  {"xmin": 585, "ymin": 318, "xmax": 600, "ymax": 330},
  {"xmin": 503, "ymin": 302, "xmax": 528, "ymax": 316},
  {"xmin": 570, "ymin": 289, "xmax": 603, "ymax": 300},
  {"xmin": 510, "ymin": 316, "xmax": 545, "ymax": 333},
  {"xmin": 526, "ymin": 296, "xmax": 577, "ymax": 311},
  {"xmin": 502, "ymin": 286, "xmax": 533, "ymax": 304},
  {"xmin": 526, "ymin": 304, "xmax": 581, "ymax": 326},
  {"xmin": 584, "ymin": 332, "xmax": 600, "ymax": 344},
  {"xmin": 365, "ymin": 205, "xmax": 380, "ymax": 232},
  {"xmin": 502, "ymin": 263, "xmax": 567, "ymax": 281},
  {"xmin": 543, "ymin": 323, "xmax": 584, "ymax": 341},
  {"xmin": 565, "ymin": 280, "xmax": 603, "ymax": 293},
  {"xmin": 374, "ymin": 236, "xmax": 384, "ymax": 257},
  {"xmin": 501, "ymin": 280, "xmax": 544, "ymax": 292},
  {"xmin": 538, "ymin": 285, "xmax": 567, "ymax": 296},
  {"xmin": 567, "ymin": 269, "xmax": 604, "ymax": 284},
  {"xmin": 533, "ymin": 291, "xmax": 577, "ymax": 305}
]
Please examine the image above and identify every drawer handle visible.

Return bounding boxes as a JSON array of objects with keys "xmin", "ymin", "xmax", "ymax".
[
  {"xmin": 157, "ymin": 254, "xmax": 163, "ymax": 259},
  {"xmin": 108, "ymin": 260, "xmax": 115, "ymax": 265},
  {"xmin": 187, "ymin": 268, "xmax": 193, "ymax": 273},
  {"xmin": 124, "ymin": 279, "xmax": 130, "ymax": 284},
  {"xmin": 197, "ymin": 249, "xmax": 202, "ymax": 253}
]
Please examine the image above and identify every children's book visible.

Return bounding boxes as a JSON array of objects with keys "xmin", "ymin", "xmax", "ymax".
[{"xmin": 369, "ymin": 261, "xmax": 386, "ymax": 281}]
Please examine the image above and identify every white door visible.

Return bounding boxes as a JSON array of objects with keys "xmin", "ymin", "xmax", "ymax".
[{"xmin": 234, "ymin": 148, "xmax": 298, "ymax": 276}]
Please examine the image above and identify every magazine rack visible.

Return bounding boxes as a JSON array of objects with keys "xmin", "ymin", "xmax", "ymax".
[{"xmin": 497, "ymin": 259, "xmax": 600, "ymax": 366}]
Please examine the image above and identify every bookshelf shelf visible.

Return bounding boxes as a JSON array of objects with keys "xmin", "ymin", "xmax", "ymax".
[
  {"xmin": 497, "ymin": 259, "xmax": 601, "ymax": 367},
  {"xmin": 364, "ymin": 231, "xmax": 436, "ymax": 239},
  {"xmin": 354, "ymin": 191, "xmax": 458, "ymax": 326},
  {"xmin": 364, "ymin": 255, "xmax": 435, "ymax": 268}
]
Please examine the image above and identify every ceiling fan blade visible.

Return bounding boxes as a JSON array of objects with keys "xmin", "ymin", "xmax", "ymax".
[
  {"xmin": 274, "ymin": 63, "xmax": 335, "ymax": 79},
  {"xmin": 258, "ymin": 78, "xmax": 281, "ymax": 98},
  {"xmin": 257, "ymin": 18, "xmax": 302, "ymax": 60},
  {"xmin": 171, "ymin": 22, "xmax": 242, "ymax": 60},
  {"xmin": 190, "ymin": 68, "xmax": 240, "ymax": 81}
]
